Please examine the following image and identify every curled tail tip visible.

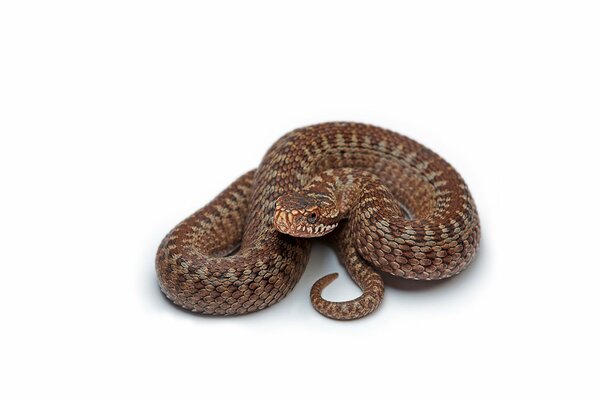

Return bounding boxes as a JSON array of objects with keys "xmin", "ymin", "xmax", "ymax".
[
  {"xmin": 311, "ymin": 273, "xmax": 339, "ymax": 292},
  {"xmin": 310, "ymin": 271, "xmax": 384, "ymax": 321}
]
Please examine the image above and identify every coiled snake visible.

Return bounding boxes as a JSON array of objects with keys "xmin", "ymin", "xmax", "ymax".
[{"xmin": 156, "ymin": 122, "xmax": 480, "ymax": 320}]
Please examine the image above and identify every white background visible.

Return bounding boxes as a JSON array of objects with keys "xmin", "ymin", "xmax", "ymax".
[{"xmin": 1, "ymin": 1, "xmax": 599, "ymax": 399}]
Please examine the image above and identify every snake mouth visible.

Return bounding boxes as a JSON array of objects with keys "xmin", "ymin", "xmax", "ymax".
[
  {"xmin": 290, "ymin": 222, "xmax": 338, "ymax": 238},
  {"xmin": 274, "ymin": 210, "xmax": 338, "ymax": 238}
]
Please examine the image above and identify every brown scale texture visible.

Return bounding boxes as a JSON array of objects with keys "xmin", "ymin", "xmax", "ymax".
[
  {"xmin": 156, "ymin": 122, "xmax": 480, "ymax": 319},
  {"xmin": 301, "ymin": 169, "xmax": 402, "ymax": 319}
]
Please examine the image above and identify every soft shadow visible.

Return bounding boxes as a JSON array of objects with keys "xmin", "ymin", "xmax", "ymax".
[{"xmin": 144, "ymin": 229, "xmax": 488, "ymax": 319}]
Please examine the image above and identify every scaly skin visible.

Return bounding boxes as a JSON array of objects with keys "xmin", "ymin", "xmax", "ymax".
[
  {"xmin": 156, "ymin": 122, "xmax": 480, "ymax": 319},
  {"xmin": 277, "ymin": 169, "xmax": 405, "ymax": 319}
]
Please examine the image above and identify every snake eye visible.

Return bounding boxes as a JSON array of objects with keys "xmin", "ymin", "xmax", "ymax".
[{"xmin": 307, "ymin": 212, "xmax": 318, "ymax": 224}]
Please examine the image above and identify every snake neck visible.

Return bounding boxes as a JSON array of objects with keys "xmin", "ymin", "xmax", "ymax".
[{"xmin": 304, "ymin": 168, "xmax": 391, "ymax": 220}]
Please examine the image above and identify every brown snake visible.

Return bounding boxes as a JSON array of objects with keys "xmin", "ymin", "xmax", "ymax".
[{"xmin": 156, "ymin": 122, "xmax": 480, "ymax": 320}]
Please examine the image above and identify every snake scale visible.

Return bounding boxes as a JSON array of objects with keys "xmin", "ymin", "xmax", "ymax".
[{"xmin": 156, "ymin": 122, "xmax": 480, "ymax": 320}]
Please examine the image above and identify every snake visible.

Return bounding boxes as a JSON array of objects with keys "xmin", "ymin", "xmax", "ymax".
[{"xmin": 156, "ymin": 122, "xmax": 480, "ymax": 320}]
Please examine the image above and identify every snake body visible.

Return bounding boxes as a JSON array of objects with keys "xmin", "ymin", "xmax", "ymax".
[{"xmin": 156, "ymin": 122, "xmax": 480, "ymax": 319}]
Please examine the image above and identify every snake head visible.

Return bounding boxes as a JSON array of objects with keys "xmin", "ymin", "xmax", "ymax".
[{"xmin": 274, "ymin": 191, "xmax": 339, "ymax": 238}]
